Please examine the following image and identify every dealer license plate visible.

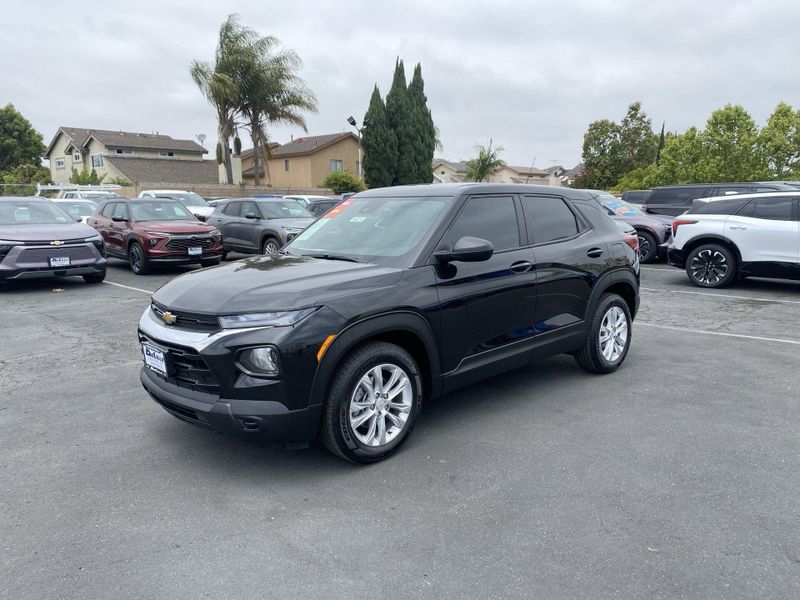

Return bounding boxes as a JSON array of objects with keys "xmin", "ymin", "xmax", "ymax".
[
  {"xmin": 188, "ymin": 247, "xmax": 202, "ymax": 256},
  {"xmin": 49, "ymin": 256, "xmax": 70, "ymax": 267},
  {"xmin": 142, "ymin": 344, "xmax": 167, "ymax": 376}
]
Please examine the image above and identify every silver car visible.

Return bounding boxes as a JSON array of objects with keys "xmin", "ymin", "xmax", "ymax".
[{"xmin": 0, "ymin": 197, "xmax": 107, "ymax": 284}]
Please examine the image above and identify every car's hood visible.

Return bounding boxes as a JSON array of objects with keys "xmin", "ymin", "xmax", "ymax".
[
  {"xmin": 270, "ymin": 217, "xmax": 315, "ymax": 229},
  {"xmin": 188, "ymin": 206, "xmax": 215, "ymax": 217},
  {"xmin": 135, "ymin": 221, "xmax": 217, "ymax": 234},
  {"xmin": 644, "ymin": 213, "xmax": 674, "ymax": 226},
  {"xmin": 0, "ymin": 222, "xmax": 98, "ymax": 242},
  {"xmin": 152, "ymin": 254, "xmax": 403, "ymax": 314},
  {"xmin": 613, "ymin": 214, "xmax": 670, "ymax": 230}
]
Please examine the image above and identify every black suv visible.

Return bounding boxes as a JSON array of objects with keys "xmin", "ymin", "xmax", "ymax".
[
  {"xmin": 643, "ymin": 182, "xmax": 796, "ymax": 216},
  {"xmin": 138, "ymin": 184, "xmax": 639, "ymax": 462}
]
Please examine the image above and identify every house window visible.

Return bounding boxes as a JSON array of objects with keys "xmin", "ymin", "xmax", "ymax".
[
  {"xmin": 72, "ymin": 152, "xmax": 82, "ymax": 163},
  {"xmin": 440, "ymin": 170, "xmax": 445, "ymax": 174},
  {"xmin": 159, "ymin": 151, "xmax": 174, "ymax": 157},
  {"xmin": 284, "ymin": 159, "xmax": 289, "ymax": 171},
  {"xmin": 330, "ymin": 159, "xmax": 343, "ymax": 172},
  {"xmin": 91, "ymin": 154, "xmax": 104, "ymax": 168},
  {"xmin": 55, "ymin": 158, "xmax": 65, "ymax": 169},
  {"xmin": 115, "ymin": 149, "xmax": 133, "ymax": 156}
]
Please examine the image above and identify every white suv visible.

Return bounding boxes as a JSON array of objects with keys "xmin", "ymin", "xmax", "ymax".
[{"xmin": 668, "ymin": 192, "xmax": 799, "ymax": 287}]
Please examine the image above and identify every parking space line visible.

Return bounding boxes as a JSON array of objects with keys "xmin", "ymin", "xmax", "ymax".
[
  {"xmin": 104, "ymin": 281, "xmax": 154, "ymax": 295},
  {"xmin": 641, "ymin": 286, "xmax": 800, "ymax": 306},
  {"xmin": 640, "ymin": 267, "xmax": 672, "ymax": 271},
  {"xmin": 636, "ymin": 322, "xmax": 800, "ymax": 345}
]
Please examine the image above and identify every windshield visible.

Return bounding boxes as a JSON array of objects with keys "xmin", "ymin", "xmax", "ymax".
[
  {"xmin": 82, "ymin": 192, "xmax": 117, "ymax": 200},
  {"xmin": 59, "ymin": 201, "xmax": 98, "ymax": 217},
  {"xmin": 131, "ymin": 200, "xmax": 195, "ymax": 222},
  {"xmin": 598, "ymin": 194, "xmax": 642, "ymax": 216},
  {"xmin": 286, "ymin": 196, "xmax": 449, "ymax": 263},
  {"xmin": 258, "ymin": 201, "xmax": 313, "ymax": 219},
  {"xmin": 0, "ymin": 200, "xmax": 74, "ymax": 226},
  {"xmin": 160, "ymin": 193, "xmax": 208, "ymax": 208}
]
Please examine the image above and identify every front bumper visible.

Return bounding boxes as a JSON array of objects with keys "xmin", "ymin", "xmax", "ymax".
[
  {"xmin": 146, "ymin": 252, "xmax": 223, "ymax": 265},
  {"xmin": 0, "ymin": 242, "xmax": 106, "ymax": 280}
]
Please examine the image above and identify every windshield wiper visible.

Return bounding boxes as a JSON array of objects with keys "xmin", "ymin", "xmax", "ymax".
[{"xmin": 304, "ymin": 252, "xmax": 361, "ymax": 263}]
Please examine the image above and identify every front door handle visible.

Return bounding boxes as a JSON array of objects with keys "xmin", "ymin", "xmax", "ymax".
[
  {"xmin": 509, "ymin": 260, "xmax": 533, "ymax": 273},
  {"xmin": 729, "ymin": 225, "xmax": 747, "ymax": 230},
  {"xmin": 587, "ymin": 247, "xmax": 604, "ymax": 258}
]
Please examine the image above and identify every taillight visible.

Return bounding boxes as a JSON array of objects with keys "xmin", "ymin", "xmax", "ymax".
[
  {"xmin": 672, "ymin": 219, "xmax": 697, "ymax": 237},
  {"xmin": 622, "ymin": 232, "xmax": 639, "ymax": 254}
]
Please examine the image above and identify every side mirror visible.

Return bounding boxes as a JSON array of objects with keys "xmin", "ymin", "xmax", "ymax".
[
  {"xmin": 74, "ymin": 217, "xmax": 83, "ymax": 222},
  {"xmin": 435, "ymin": 236, "xmax": 494, "ymax": 263},
  {"xmin": 244, "ymin": 212, "xmax": 259, "ymax": 220},
  {"xmin": 111, "ymin": 215, "xmax": 127, "ymax": 222}
]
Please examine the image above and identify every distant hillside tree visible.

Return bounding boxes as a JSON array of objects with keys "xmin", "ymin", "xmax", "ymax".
[{"xmin": 362, "ymin": 85, "xmax": 397, "ymax": 188}]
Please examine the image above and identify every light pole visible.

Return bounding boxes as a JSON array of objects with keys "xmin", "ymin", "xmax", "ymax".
[{"xmin": 347, "ymin": 116, "xmax": 372, "ymax": 179}]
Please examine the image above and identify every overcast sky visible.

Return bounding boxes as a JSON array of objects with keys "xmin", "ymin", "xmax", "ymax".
[{"xmin": 3, "ymin": 0, "xmax": 799, "ymax": 168}]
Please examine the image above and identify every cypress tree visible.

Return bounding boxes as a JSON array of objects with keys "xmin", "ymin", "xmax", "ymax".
[
  {"xmin": 362, "ymin": 85, "xmax": 397, "ymax": 188},
  {"xmin": 385, "ymin": 59, "xmax": 416, "ymax": 185},
  {"xmin": 408, "ymin": 63, "xmax": 436, "ymax": 183}
]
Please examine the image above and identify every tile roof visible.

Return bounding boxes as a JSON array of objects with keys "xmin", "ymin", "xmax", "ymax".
[
  {"xmin": 270, "ymin": 132, "xmax": 357, "ymax": 157},
  {"xmin": 105, "ymin": 156, "xmax": 219, "ymax": 184},
  {"xmin": 46, "ymin": 127, "xmax": 205, "ymax": 156}
]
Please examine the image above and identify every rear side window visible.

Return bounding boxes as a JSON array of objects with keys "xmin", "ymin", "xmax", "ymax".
[
  {"xmin": 521, "ymin": 196, "xmax": 579, "ymax": 244},
  {"xmin": 574, "ymin": 201, "xmax": 620, "ymax": 236},
  {"xmin": 447, "ymin": 195, "xmax": 520, "ymax": 252},
  {"xmin": 649, "ymin": 186, "xmax": 711, "ymax": 206},
  {"xmin": 223, "ymin": 202, "xmax": 241, "ymax": 217},
  {"xmin": 688, "ymin": 198, "xmax": 751, "ymax": 215},
  {"xmin": 738, "ymin": 197, "xmax": 794, "ymax": 221},
  {"xmin": 714, "ymin": 185, "xmax": 752, "ymax": 196}
]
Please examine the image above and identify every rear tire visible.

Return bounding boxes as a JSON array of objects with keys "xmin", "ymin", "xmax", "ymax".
[
  {"xmin": 128, "ymin": 242, "xmax": 151, "ymax": 275},
  {"xmin": 685, "ymin": 243, "xmax": 736, "ymax": 288},
  {"xmin": 637, "ymin": 231, "xmax": 658, "ymax": 264},
  {"xmin": 574, "ymin": 293, "xmax": 632, "ymax": 374},
  {"xmin": 83, "ymin": 269, "xmax": 106, "ymax": 284},
  {"xmin": 320, "ymin": 342, "xmax": 423, "ymax": 463}
]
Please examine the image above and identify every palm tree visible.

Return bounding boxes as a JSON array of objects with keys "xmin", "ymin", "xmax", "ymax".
[
  {"xmin": 238, "ymin": 43, "xmax": 318, "ymax": 186},
  {"xmin": 466, "ymin": 139, "xmax": 505, "ymax": 182},
  {"xmin": 191, "ymin": 15, "xmax": 259, "ymax": 184}
]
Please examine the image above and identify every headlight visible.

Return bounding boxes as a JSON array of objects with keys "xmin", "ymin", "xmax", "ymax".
[
  {"xmin": 218, "ymin": 307, "xmax": 317, "ymax": 329},
  {"xmin": 237, "ymin": 346, "xmax": 280, "ymax": 377},
  {"xmin": 84, "ymin": 234, "xmax": 102, "ymax": 243},
  {"xmin": 144, "ymin": 231, "xmax": 169, "ymax": 236},
  {"xmin": 281, "ymin": 226, "xmax": 304, "ymax": 233}
]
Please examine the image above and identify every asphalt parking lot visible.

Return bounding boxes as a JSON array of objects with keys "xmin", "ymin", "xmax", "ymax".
[{"xmin": 2, "ymin": 258, "xmax": 799, "ymax": 599}]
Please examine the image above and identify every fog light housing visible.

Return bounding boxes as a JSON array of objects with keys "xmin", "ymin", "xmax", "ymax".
[{"xmin": 236, "ymin": 346, "xmax": 280, "ymax": 377}]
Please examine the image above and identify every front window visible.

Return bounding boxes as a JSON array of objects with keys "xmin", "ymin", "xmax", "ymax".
[
  {"xmin": 72, "ymin": 152, "xmax": 82, "ymax": 162},
  {"xmin": 287, "ymin": 196, "xmax": 449, "ymax": 264},
  {"xmin": 330, "ymin": 159, "xmax": 343, "ymax": 172},
  {"xmin": 91, "ymin": 154, "xmax": 104, "ymax": 168},
  {"xmin": 0, "ymin": 201, "xmax": 73, "ymax": 225},
  {"xmin": 130, "ymin": 200, "xmax": 195, "ymax": 222},
  {"xmin": 284, "ymin": 159, "xmax": 290, "ymax": 171},
  {"xmin": 159, "ymin": 151, "xmax": 175, "ymax": 157},
  {"xmin": 597, "ymin": 194, "xmax": 642, "ymax": 217},
  {"xmin": 258, "ymin": 201, "xmax": 313, "ymax": 219},
  {"xmin": 60, "ymin": 201, "xmax": 98, "ymax": 218}
]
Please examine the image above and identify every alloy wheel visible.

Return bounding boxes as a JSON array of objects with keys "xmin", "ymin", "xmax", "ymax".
[
  {"xmin": 130, "ymin": 245, "xmax": 142, "ymax": 272},
  {"xmin": 689, "ymin": 249, "xmax": 728, "ymax": 285},
  {"xmin": 263, "ymin": 240, "xmax": 279, "ymax": 255},
  {"xmin": 637, "ymin": 235, "xmax": 651, "ymax": 260},
  {"xmin": 598, "ymin": 306, "xmax": 628, "ymax": 363},
  {"xmin": 349, "ymin": 363, "xmax": 413, "ymax": 447}
]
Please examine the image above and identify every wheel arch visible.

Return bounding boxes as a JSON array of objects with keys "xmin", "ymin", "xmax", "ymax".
[
  {"xmin": 587, "ymin": 268, "xmax": 639, "ymax": 320},
  {"xmin": 308, "ymin": 311, "xmax": 442, "ymax": 409},
  {"xmin": 680, "ymin": 235, "xmax": 742, "ymax": 267}
]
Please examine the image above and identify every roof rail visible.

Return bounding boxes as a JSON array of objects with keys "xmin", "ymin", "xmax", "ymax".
[{"xmin": 35, "ymin": 183, "xmax": 122, "ymax": 194}]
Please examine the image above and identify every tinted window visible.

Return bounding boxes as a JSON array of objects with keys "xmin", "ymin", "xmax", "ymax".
[
  {"xmin": 223, "ymin": 202, "xmax": 241, "ymax": 217},
  {"xmin": 240, "ymin": 201, "xmax": 259, "ymax": 217},
  {"xmin": 714, "ymin": 185, "xmax": 752, "ymax": 196},
  {"xmin": 448, "ymin": 196, "xmax": 520, "ymax": 252},
  {"xmin": 688, "ymin": 198, "xmax": 751, "ymax": 215},
  {"xmin": 648, "ymin": 186, "xmax": 711, "ymax": 206},
  {"xmin": 522, "ymin": 196, "xmax": 579, "ymax": 244},
  {"xmin": 738, "ymin": 197, "xmax": 794, "ymax": 221},
  {"xmin": 113, "ymin": 203, "xmax": 130, "ymax": 220},
  {"xmin": 101, "ymin": 202, "xmax": 116, "ymax": 218},
  {"xmin": 574, "ymin": 201, "xmax": 620, "ymax": 236}
]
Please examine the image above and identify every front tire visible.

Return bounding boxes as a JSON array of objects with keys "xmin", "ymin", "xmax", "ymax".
[
  {"xmin": 128, "ymin": 242, "xmax": 151, "ymax": 275},
  {"xmin": 575, "ymin": 293, "xmax": 632, "ymax": 374},
  {"xmin": 685, "ymin": 243, "xmax": 736, "ymax": 288},
  {"xmin": 262, "ymin": 237, "xmax": 280, "ymax": 255},
  {"xmin": 637, "ymin": 231, "xmax": 658, "ymax": 264},
  {"xmin": 320, "ymin": 342, "xmax": 423, "ymax": 463},
  {"xmin": 83, "ymin": 269, "xmax": 106, "ymax": 284}
]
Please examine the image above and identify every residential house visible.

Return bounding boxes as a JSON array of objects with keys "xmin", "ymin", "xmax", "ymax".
[
  {"xmin": 432, "ymin": 159, "xmax": 469, "ymax": 183},
  {"xmin": 44, "ymin": 127, "xmax": 221, "ymax": 185},
  {"xmin": 241, "ymin": 132, "xmax": 360, "ymax": 189},
  {"xmin": 240, "ymin": 142, "xmax": 281, "ymax": 183},
  {"xmin": 432, "ymin": 159, "xmax": 563, "ymax": 186}
]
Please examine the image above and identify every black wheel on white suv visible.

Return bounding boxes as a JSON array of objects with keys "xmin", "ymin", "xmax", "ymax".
[{"xmin": 685, "ymin": 243, "xmax": 736, "ymax": 288}]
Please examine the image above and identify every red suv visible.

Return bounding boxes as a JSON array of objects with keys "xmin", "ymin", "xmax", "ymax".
[{"xmin": 89, "ymin": 198, "xmax": 223, "ymax": 274}]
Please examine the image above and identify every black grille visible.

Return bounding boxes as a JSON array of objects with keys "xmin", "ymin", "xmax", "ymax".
[
  {"xmin": 165, "ymin": 236, "xmax": 215, "ymax": 250},
  {"xmin": 151, "ymin": 301, "xmax": 219, "ymax": 332},
  {"xmin": 22, "ymin": 238, "xmax": 86, "ymax": 246},
  {"xmin": 139, "ymin": 331, "xmax": 221, "ymax": 395}
]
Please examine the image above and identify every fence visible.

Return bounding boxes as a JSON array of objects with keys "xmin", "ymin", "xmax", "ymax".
[{"xmin": 1, "ymin": 182, "xmax": 336, "ymax": 198}]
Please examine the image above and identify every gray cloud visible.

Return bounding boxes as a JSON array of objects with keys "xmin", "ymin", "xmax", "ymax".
[{"xmin": 2, "ymin": 0, "xmax": 799, "ymax": 168}]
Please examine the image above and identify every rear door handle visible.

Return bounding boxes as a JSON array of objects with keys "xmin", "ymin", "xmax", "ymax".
[
  {"xmin": 509, "ymin": 260, "xmax": 533, "ymax": 273},
  {"xmin": 587, "ymin": 247, "xmax": 604, "ymax": 258}
]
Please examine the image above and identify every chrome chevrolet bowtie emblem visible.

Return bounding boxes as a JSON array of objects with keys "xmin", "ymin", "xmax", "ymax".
[
  {"xmin": 50, "ymin": 240, "xmax": 64, "ymax": 246},
  {"xmin": 161, "ymin": 311, "xmax": 177, "ymax": 325}
]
